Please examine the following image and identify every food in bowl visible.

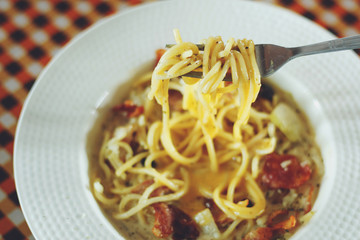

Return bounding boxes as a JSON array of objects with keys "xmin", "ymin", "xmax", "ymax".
[{"xmin": 89, "ymin": 31, "xmax": 323, "ymax": 240}]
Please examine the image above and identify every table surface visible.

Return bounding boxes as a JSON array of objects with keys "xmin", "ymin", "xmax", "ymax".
[{"xmin": 1, "ymin": 0, "xmax": 360, "ymax": 239}]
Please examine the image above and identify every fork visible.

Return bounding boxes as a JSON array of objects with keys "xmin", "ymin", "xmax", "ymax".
[{"xmin": 166, "ymin": 34, "xmax": 360, "ymax": 78}]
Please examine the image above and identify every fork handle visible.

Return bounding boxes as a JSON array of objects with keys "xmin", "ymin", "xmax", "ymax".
[{"xmin": 291, "ymin": 34, "xmax": 360, "ymax": 59}]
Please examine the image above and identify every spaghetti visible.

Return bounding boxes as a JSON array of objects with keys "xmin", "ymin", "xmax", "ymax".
[{"xmin": 90, "ymin": 30, "xmax": 323, "ymax": 240}]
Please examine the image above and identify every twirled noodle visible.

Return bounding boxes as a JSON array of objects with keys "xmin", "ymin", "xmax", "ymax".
[
  {"xmin": 90, "ymin": 29, "xmax": 323, "ymax": 240},
  {"xmin": 149, "ymin": 31, "xmax": 261, "ymax": 170},
  {"xmin": 147, "ymin": 30, "xmax": 266, "ymax": 236}
]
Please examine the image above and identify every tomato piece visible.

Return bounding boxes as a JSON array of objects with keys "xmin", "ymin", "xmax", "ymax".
[
  {"xmin": 267, "ymin": 209, "xmax": 289, "ymax": 227},
  {"xmin": 305, "ymin": 185, "xmax": 315, "ymax": 213},
  {"xmin": 272, "ymin": 215, "xmax": 296, "ymax": 230},
  {"xmin": 152, "ymin": 203, "xmax": 199, "ymax": 240},
  {"xmin": 155, "ymin": 49, "xmax": 166, "ymax": 65},
  {"xmin": 152, "ymin": 203, "xmax": 173, "ymax": 238},
  {"xmin": 127, "ymin": 0, "xmax": 141, "ymax": 6},
  {"xmin": 150, "ymin": 186, "xmax": 171, "ymax": 198},
  {"xmin": 112, "ymin": 100, "xmax": 144, "ymax": 118},
  {"xmin": 242, "ymin": 227, "xmax": 273, "ymax": 240},
  {"xmin": 261, "ymin": 153, "xmax": 311, "ymax": 189}
]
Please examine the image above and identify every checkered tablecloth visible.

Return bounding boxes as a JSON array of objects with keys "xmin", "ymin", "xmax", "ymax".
[{"xmin": 0, "ymin": 1, "xmax": 359, "ymax": 239}]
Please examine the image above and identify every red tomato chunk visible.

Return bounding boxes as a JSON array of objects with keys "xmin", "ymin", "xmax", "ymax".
[
  {"xmin": 260, "ymin": 153, "xmax": 311, "ymax": 189},
  {"xmin": 152, "ymin": 203, "xmax": 199, "ymax": 240}
]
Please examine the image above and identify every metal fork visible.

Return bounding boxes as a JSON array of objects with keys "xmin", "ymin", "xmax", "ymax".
[{"xmin": 166, "ymin": 34, "xmax": 360, "ymax": 78}]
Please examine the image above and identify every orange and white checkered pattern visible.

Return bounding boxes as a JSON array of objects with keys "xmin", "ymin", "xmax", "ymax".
[{"xmin": 0, "ymin": 0, "xmax": 359, "ymax": 239}]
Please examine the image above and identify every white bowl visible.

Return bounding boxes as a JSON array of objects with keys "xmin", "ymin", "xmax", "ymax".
[{"xmin": 14, "ymin": 0, "xmax": 360, "ymax": 239}]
